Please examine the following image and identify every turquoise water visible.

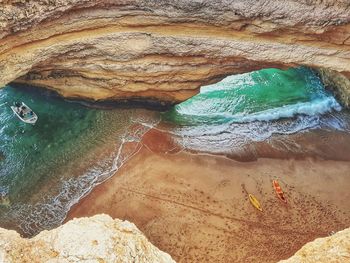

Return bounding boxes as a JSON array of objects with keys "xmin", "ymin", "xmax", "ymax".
[
  {"xmin": 161, "ymin": 67, "xmax": 350, "ymax": 157},
  {"xmin": 0, "ymin": 86, "xmax": 125, "ymax": 203},
  {"xmin": 163, "ymin": 67, "xmax": 341, "ymax": 125},
  {"xmin": 0, "ymin": 85, "xmax": 156, "ymax": 235},
  {"xmin": 0, "ymin": 67, "xmax": 348, "ymax": 236}
]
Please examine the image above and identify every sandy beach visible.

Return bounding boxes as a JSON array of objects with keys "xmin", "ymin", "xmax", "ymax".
[{"xmin": 66, "ymin": 128, "xmax": 350, "ymax": 262}]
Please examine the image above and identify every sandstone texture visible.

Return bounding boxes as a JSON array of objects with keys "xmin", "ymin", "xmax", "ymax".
[
  {"xmin": 316, "ymin": 67, "xmax": 350, "ymax": 108},
  {"xmin": 0, "ymin": 214, "xmax": 175, "ymax": 263},
  {"xmin": 279, "ymin": 227, "xmax": 350, "ymax": 263},
  {"xmin": 0, "ymin": 0, "xmax": 350, "ymax": 103}
]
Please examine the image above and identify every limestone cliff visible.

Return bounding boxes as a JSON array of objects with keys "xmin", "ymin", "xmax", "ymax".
[
  {"xmin": 0, "ymin": 214, "xmax": 175, "ymax": 263},
  {"xmin": 279, "ymin": 227, "xmax": 350, "ymax": 263},
  {"xmin": 1, "ymin": 214, "xmax": 348, "ymax": 263},
  {"xmin": 0, "ymin": 0, "xmax": 350, "ymax": 103},
  {"xmin": 316, "ymin": 68, "xmax": 350, "ymax": 108}
]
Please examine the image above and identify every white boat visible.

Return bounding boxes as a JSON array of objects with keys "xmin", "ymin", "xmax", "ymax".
[{"xmin": 11, "ymin": 102, "xmax": 38, "ymax": 125}]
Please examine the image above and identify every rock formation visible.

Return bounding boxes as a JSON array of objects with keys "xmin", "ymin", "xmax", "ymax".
[
  {"xmin": 316, "ymin": 68, "xmax": 350, "ymax": 108},
  {"xmin": 0, "ymin": 212, "xmax": 348, "ymax": 263},
  {"xmin": 279, "ymin": 227, "xmax": 350, "ymax": 263},
  {"xmin": 0, "ymin": 214, "xmax": 175, "ymax": 263},
  {"xmin": 0, "ymin": 0, "xmax": 350, "ymax": 104}
]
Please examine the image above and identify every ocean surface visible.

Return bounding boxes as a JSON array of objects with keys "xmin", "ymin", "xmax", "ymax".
[
  {"xmin": 162, "ymin": 67, "xmax": 350, "ymax": 158},
  {"xmin": 163, "ymin": 67, "xmax": 341, "ymax": 125},
  {"xmin": 1, "ymin": 67, "xmax": 350, "ymax": 236},
  {"xmin": 0, "ymin": 85, "xmax": 158, "ymax": 236}
]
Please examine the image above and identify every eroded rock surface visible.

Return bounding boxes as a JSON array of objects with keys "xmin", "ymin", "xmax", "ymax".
[
  {"xmin": 0, "ymin": 214, "xmax": 175, "ymax": 263},
  {"xmin": 279, "ymin": 227, "xmax": 350, "ymax": 263},
  {"xmin": 0, "ymin": 1, "xmax": 350, "ymax": 103},
  {"xmin": 316, "ymin": 68, "xmax": 350, "ymax": 108}
]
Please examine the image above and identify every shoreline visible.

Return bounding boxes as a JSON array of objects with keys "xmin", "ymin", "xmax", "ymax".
[{"xmin": 66, "ymin": 128, "xmax": 350, "ymax": 262}]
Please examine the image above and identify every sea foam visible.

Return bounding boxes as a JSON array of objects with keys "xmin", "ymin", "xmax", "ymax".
[{"xmin": 163, "ymin": 67, "xmax": 342, "ymax": 125}]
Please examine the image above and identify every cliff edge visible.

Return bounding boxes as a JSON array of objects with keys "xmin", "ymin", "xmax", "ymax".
[
  {"xmin": 0, "ymin": 213, "xmax": 349, "ymax": 262},
  {"xmin": 280, "ymin": 228, "xmax": 350, "ymax": 263},
  {"xmin": 0, "ymin": 214, "xmax": 175, "ymax": 263}
]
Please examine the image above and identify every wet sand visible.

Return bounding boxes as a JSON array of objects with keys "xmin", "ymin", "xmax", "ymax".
[{"xmin": 66, "ymin": 129, "xmax": 350, "ymax": 262}]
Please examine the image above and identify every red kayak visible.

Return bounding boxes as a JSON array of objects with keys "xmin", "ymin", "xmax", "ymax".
[{"xmin": 272, "ymin": 180, "xmax": 287, "ymax": 203}]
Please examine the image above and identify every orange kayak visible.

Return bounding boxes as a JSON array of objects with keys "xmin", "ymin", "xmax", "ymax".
[{"xmin": 272, "ymin": 180, "xmax": 287, "ymax": 203}]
